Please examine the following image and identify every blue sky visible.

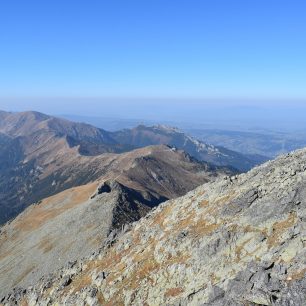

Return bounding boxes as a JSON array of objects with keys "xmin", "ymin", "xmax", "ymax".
[{"xmin": 0, "ymin": 0, "xmax": 305, "ymax": 100}]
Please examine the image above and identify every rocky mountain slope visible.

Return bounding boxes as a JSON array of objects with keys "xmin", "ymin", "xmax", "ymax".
[
  {"xmin": 2, "ymin": 148, "xmax": 305, "ymax": 305},
  {"xmin": 0, "ymin": 144, "xmax": 233, "ymax": 296},
  {"xmin": 111, "ymin": 125, "xmax": 267, "ymax": 172}
]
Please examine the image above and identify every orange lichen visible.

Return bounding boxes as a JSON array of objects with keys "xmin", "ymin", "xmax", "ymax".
[
  {"xmin": 243, "ymin": 225, "xmax": 268, "ymax": 237},
  {"xmin": 288, "ymin": 268, "xmax": 306, "ymax": 281},
  {"xmin": 200, "ymin": 199, "xmax": 209, "ymax": 207},
  {"xmin": 235, "ymin": 238, "xmax": 253, "ymax": 263},
  {"xmin": 203, "ymin": 191, "xmax": 236, "ymax": 217},
  {"xmin": 190, "ymin": 219, "xmax": 219, "ymax": 237},
  {"xmin": 69, "ymin": 274, "xmax": 92, "ymax": 294},
  {"xmin": 214, "ymin": 192, "xmax": 236, "ymax": 206},
  {"xmin": 165, "ymin": 287, "xmax": 184, "ymax": 297},
  {"xmin": 151, "ymin": 204, "xmax": 173, "ymax": 228},
  {"xmin": 175, "ymin": 211, "xmax": 196, "ymax": 230},
  {"xmin": 19, "ymin": 299, "xmax": 29, "ymax": 306},
  {"xmin": 267, "ymin": 212, "xmax": 297, "ymax": 248}
]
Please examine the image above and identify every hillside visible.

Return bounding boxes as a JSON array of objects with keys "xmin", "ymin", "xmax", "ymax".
[
  {"xmin": 0, "ymin": 144, "xmax": 233, "ymax": 296},
  {"xmin": 0, "ymin": 110, "xmax": 247, "ymax": 224},
  {"xmin": 2, "ymin": 148, "xmax": 305, "ymax": 305},
  {"xmin": 0, "ymin": 111, "xmax": 136, "ymax": 223}
]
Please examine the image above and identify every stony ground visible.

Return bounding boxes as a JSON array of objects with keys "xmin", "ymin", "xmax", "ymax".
[
  {"xmin": 0, "ymin": 145, "xmax": 232, "ymax": 297},
  {"xmin": 1, "ymin": 149, "xmax": 306, "ymax": 305}
]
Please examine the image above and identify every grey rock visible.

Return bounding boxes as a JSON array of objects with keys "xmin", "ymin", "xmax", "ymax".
[{"xmin": 2, "ymin": 147, "xmax": 306, "ymax": 305}]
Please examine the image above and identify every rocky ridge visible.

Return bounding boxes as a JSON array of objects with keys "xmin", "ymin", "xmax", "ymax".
[
  {"xmin": 2, "ymin": 148, "xmax": 306, "ymax": 305},
  {"xmin": 0, "ymin": 144, "xmax": 233, "ymax": 296},
  {"xmin": 0, "ymin": 180, "xmax": 157, "ymax": 296}
]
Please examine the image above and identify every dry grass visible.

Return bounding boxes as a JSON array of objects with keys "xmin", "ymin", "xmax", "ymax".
[
  {"xmin": 38, "ymin": 189, "xmax": 236, "ymax": 303},
  {"xmin": 175, "ymin": 211, "xmax": 196, "ymax": 230},
  {"xmin": 37, "ymin": 237, "xmax": 54, "ymax": 254},
  {"xmin": 63, "ymin": 231, "xmax": 190, "ymax": 303},
  {"xmin": 14, "ymin": 182, "xmax": 98, "ymax": 232},
  {"xmin": 210, "ymin": 273, "xmax": 221, "ymax": 284}
]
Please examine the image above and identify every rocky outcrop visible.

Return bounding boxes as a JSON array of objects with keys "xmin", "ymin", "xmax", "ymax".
[{"xmin": 1, "ymin": 148, "xmax": 305, "ymax": 305}]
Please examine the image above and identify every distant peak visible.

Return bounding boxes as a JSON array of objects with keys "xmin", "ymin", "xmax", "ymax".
[
  {"xmin": 153, "ymin": 124, "xmax": 181, "ymax": 133},
  {"xmin": 18, "ymin": 110, "xmax": 50, "ymax": 121},
  {"xmin": 134, "ymin": 124, "xmax": 181, "ymax": 133}
]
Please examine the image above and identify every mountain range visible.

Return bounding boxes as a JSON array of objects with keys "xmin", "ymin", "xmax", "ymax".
[
  {"xmin": 0, "ymin": 110, "xmax": 305, "ymax": 305},
  {"xmin": 110, "ymin": 125, "xmax": 268, "ymax": 171},
  {"xmin": 0, "ymin": 110, "xmax": 260, "ymax": 225},
  {"xmin": 62, "ymin": 114, "xmax": 306, "ymax": 160},
  {"xmin": 0, "ymin": 110, "xmax": 239, "ymax": 295},
  {"xmin": 2, "ymin": 142, "xmax": 306, "ymax": 305}
]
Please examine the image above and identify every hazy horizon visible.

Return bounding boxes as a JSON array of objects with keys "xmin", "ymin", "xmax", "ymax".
[
  {"xmin": 1, "ymin": 1, "xmax": 306, "ymax": 132},
  {"xmin": 1, "ymin": 98, "xmax": 306, "ymax": 132}
]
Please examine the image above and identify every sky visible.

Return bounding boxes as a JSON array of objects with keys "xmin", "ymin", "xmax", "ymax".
[{"xmin": 0, "ymin": 0, "xmax": 305, "ymax": 129}]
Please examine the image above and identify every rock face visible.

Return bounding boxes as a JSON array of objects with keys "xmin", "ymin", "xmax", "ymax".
[{"xmin": 2, "ymin": 148, "xmax": 306, "ymax": 305}]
